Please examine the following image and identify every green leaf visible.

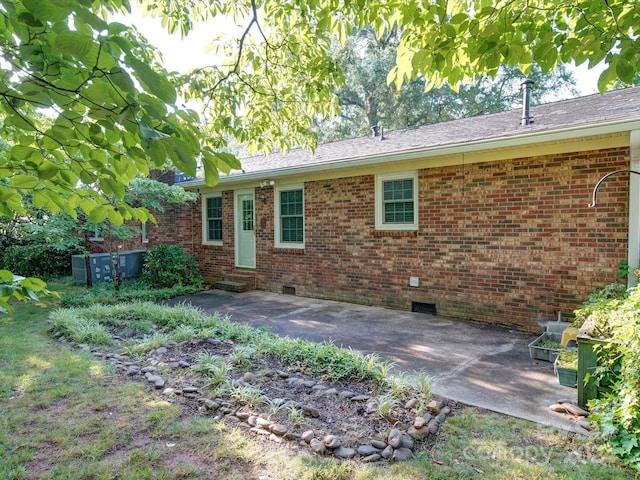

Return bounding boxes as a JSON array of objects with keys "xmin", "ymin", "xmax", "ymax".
[
  {"xmin": 128, "ymin": 58, "xmax": 177, "ymax": 104},
  {"xmin": 9, "ymin": 175, "xmax": 39, "ymax": 189},
  {"xmin": 0, "ymin": 270, "xmax": 13, "ymax": 282},
  {"xmin": 616, "ymin": 59, "xmax": 635, "ymax": 84},
  {"xmin": 89, "ymin": 205, "xmax": 111, "ymax": 223},
  {"xmin": 36, "ymin": 162, "xmax": 59, "ymax": 180},
  {"xmin": 54, "ymin": 31, "xmax": 100, "ymax": 64}
]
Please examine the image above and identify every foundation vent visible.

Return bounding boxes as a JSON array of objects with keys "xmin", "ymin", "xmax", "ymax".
[
  {"xmin": 283, "ymin": 286, "xmax": 296, "ymax": 295},
  {"xmin": 411, "ymin": 301, "xmax": 437, "ymax": 315}
]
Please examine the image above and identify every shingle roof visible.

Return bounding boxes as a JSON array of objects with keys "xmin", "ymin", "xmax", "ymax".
[{"xmin": 196, "ymin": 86, "xmax": 640, "ymax": 182}]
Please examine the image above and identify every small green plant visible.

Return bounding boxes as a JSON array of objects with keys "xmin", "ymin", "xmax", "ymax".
[
  {"xmin": 192, "ymin": 352, "xmax": 229, "ymax": 386},
  {"xmin": 287, "ymin": 405, "xmax": 305, "ymax": 427},
  {"xmin": 375, "ymin": 393, "xmax": 400, "ymax": 420},
  {"xmin": 536, "ymin": 337, "xmax": 562, "ymax": 350},
  {"xmin": 413, "ymin": 371, "xmax": 433, "ymax": 401},
  {"xmin": 49, "ymin": 308, "xmax": 114, "ymax": 346},
  {"xmin": 171, "ymin": 324, "xmax": 197, "ymax": 342},
  {"xmin": 127, "ymin": 333, "xmax": 170, "ymax": 354},
  {"xmin": 555, "ymin": 349, "xmax": 578, "ymax": 370},
  {"xmin": 261, "ymin": 397, "xmax": 286, "ymax": 418},
  {"xmin": 140, "ymin": 245, "xmax": 202, "ymax": 288},
  {"xmin": 229, "ymin": 345, "xmax": 257, "ymax": 370},
  {"xmin": 386, "ymin": 371, "xmax": 413, "ymax": 399},
  {"xmin": 229, "ymin": 383, "xmax": 262, "ymax": 407}
]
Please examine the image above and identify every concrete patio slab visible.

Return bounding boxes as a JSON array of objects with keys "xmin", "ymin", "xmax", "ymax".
[{"xmin": 170, "ymin": 289, "xmax": 581, "ymax": 433}]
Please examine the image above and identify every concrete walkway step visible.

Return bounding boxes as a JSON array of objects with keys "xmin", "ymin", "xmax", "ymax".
[{"xmin": 214, "ymin": 280, "xmax": 251, "ymax": 293}]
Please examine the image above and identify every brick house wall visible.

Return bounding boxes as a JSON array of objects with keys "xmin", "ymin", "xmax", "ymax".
[
  {"xmin": 86, "ymin": 170, "xmax": 195, "ymax": 254},
  {"xmin": 192, "ymin": 146, "xmax": 630, "ymax": 332}
]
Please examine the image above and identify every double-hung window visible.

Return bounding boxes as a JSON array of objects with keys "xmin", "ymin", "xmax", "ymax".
[
  {"xmin": 275, "ymin": 184, "xmax": 304, "ymax": 248},
  {"xmin": 202, "ymin": 193, "xmax": 223, "ymax": 245},
  {"xmin": 375, "ymin": 171, "xmax": 418, "ymax": 230}
]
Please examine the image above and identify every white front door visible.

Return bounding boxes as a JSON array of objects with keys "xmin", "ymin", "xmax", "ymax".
[{"xmin": 235, "ymin": 190, "xmax": 256, "ymax": 268}]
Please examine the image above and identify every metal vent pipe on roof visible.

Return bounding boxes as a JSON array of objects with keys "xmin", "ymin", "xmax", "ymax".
[{"xmin": 521, "ymin": 79, "xmax": 535, "ymax": 126}]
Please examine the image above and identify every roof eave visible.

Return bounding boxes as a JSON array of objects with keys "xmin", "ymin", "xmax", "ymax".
[{"xmin": 181, "ymin": 117, "xmax": 640, "ymax": 189}]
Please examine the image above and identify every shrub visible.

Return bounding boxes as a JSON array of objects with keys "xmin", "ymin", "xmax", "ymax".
[
  {"xmin": 575, "ymin": 284, "xmax": 640, "ymax": 470},
  {"xmin": 140, "ymin": 245, "xmax": 202, "ymax": 288},
  {"xmin": 0, "ymin": 243, "xmax": 81, "ymax": 278}
]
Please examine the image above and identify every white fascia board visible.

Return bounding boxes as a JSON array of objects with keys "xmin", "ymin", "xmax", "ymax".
[{"xmin": 182, "ymin": 117, "xmax": 640, "ymax": 189}]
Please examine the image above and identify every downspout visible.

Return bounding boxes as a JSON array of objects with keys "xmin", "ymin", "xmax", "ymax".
[{"xmin": 629, "ymin": 130, "xmax": 640, "ymax": 287}]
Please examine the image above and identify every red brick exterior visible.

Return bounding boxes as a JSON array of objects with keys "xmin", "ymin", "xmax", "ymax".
[
  {"xmin": 191, "ymin": 147, "xmax": 629, "ymax": 332},
  {"xmin": 86, "ymin": 170, "xmax": 195, "ymax": 254}
]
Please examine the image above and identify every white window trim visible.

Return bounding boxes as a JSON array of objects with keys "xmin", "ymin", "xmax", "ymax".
[
  {"xmin": 375, "ymin": 171, "xmax": 419, "ymax": 231},
  {"xmin": 274, "ymin": 183, "xmax": 305, "ymax": 249},
  {"xmin": 88, "ymin": 225, "xmax": 103, "ymax": 241},
  {"xmin": 141, "ymin": 221, "xmax": 149, "ymax": 243},
  {"xmin": 202, "ymin": 192, "xmax": 223, "ymax": 246}
]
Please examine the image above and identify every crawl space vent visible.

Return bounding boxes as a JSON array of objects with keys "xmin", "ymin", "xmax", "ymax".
[
  {"xmin": 283, "ymin": 286, "xmax": 296, "ymax": 295},
  {"xmin": 411, "ymin": 301, "xmax": 437, "ymax": 315}
]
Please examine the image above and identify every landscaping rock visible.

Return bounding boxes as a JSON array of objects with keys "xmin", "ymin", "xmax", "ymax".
[
  {"xmin": 413, "ymin": 416, "xmax": 428, "ymax": 429},
  {"xmin": 370, "ymin": 439, "xmax": 387, "ymax": 449},
  {"xmin": 236, "ymin": 411, "xmax": 251, "ymax": 421},
  {"xmin": 203, "ymin": 400, "xmax": 220, "ymax": 411},
  {"xmin": 310, "ymin": 438, "xmax": 326, "ymax": 454},
  {"xmin": 357, "ymin": 444, "xmax": 380, "ymax": 456},
  {"xmin": 302, "ymin": 405, "xmax": 320, "ymax": 418},
  {"xmin": 350, "ymin": 394, "xmax": 370, "ymax": 402},
  {"xmin": 361, "ymin": 453, "xmax": 381, "ymax": 463},
  {"xmin": 334, "ymin": 446, "xmax": 356, "ymax": 459},
  {"xmin": 183, "ymin": 386, "xmax": 199, "ymax": 394},
  {"xmin": 301, "ymin": 430, "xmax": 315, "ymax": 443},
  {"xmin": 387, "ymin": 429, "xmax": 402, "ymax": 448},
  {"xmin": 381, "ymin": 445, "xmax": 394, "ymax": 459},
  {"xmin": 392, "ymin": 447, "xmax": 414, "ymax": 461},
  {"xmin": 425, "ymin": 400, "xmax": 440, "ymax": 414},
  {"xmin": 323, "ymin": 434, "xmax": 341, "ymax": 449},
  {"xmin": 428, "ymin": 419, "xmax": 440, "ymax": 435},
  {"xmin": 269, "ymin": 424, "xmax": 288, "ymax": 436},
  {"xmin": 339, "ymin": 391, "xmax": 355, "ymax": 399},
  {"xmin": 435, "ymin": 412, "xmax": 447, "ymax": 424},
  {"xmin": 256, "ymin": 417, "xmax": 271, "ymax": 428},
  {"xmin": 405, "ymin": 398, "xmax": 419, "ymax": 409},
  {"xmin": 400, "ymin": 435, "xmax": 414, "ymax": 449},
  {"xmin": 407, "ymin": 426, "xmax": 429, "ymax": 441}
]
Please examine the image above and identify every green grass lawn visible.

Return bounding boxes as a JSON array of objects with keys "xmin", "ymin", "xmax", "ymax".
[{"xmin": 0, "ymin": 280, "xmax": 637, "ymax": 479}]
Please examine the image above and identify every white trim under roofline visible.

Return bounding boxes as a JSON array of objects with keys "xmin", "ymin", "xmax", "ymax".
[{"xmin": 180, "ymin": 117, "xmax": 640, "ymax": 188}]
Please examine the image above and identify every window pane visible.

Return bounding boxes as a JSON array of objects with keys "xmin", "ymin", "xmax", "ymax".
[
  {"xmin": 279, "ymin": 188, "xmax": 304, "ymax": 243},
  {"xmin": 206, "ymin": 196, "xmax": 223, "ymax": 241},
  {"xmin": 282, "ymin": 216, "xmax": 303, "ymax": 243},
  {"xmin": 382, "ymin": 178, "xmax": 414, "ymax": 224},
  {"xmin": 242, "ymin": 199, "xmax": 254, "ymax": 231}
]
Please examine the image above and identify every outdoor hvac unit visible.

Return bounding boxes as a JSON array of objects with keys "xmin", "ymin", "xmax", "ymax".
[
  {"xmin": 71, "ymin": 250, "xmax": 147, "ymax": 283},
  {"xmin": 71, "ymin": 255, "xmax": 88, "ymax": 282}
]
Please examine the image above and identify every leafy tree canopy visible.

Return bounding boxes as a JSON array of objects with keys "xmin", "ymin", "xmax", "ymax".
[{"xmin": 318, "ymin": 27, "xmax": 578, "ymax": 142}]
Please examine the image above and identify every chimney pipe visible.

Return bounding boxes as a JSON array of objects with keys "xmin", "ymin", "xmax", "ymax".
[{"xmin": 521, "ymin": 79, "xmax": 535, "ymax": 126}]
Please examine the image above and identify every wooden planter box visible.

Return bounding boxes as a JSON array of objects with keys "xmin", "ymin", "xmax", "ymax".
[{"xmin": 528, "ymin": 332, "xmax": 562, "ymax": 362}]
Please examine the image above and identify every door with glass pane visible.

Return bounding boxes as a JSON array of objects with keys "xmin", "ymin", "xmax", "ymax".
[{"xmin": 235, "ymin": 191, "xmax": 255, "ymax": 268}]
